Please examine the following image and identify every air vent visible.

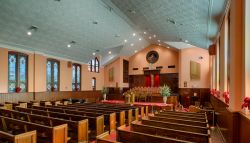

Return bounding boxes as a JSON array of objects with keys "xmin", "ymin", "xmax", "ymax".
[
  {"xmin": 168, "ymin": 65, "xmax": 176, "ymax": 68},
  {"xmin": 133, "ymin": 68, "xmax": 138, "ymax": 71},
  {"xmin": 143, "ymin": 67, "xmax": 149, "ymax": 70},
  {"xmin": 156, "ymin": 66, "xmax": 163, "ymax": 69}
]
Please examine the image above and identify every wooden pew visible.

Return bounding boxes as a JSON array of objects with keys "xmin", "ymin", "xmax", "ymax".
[
  {"xmin": 141, "ymin": 118, "xmax": 209, "ymax": 134},
  {"xmin": 0, "ymin": 115, "xmax": 68, "ymax": 143},
  {"xmin": 0, "ymin": 130, "xmax": 36, "ymax": 143},
  {"xmin": 117, "ymin": 125, "xmax": 193, "ymax": 143},
  {"xmin": 131, "ymin": 121, "xmax": 211, "ymax": 143},
  {"xmin": 160, "ymin": 111, "xmax": 206, "ymax": 118},
  {"xmin": 148, "ymin": 116, "xmax": 208, "ymax": 127},
  {"xmin": 155, "ymin": 112, "xmax": 207, "ymax": 122},
  {"xmin": 28, "ymin": 113, "xmax": 88, "ymax": 143},
  {"xmin": 57, "ymin": 105, "xmax": 126, "ymax": 127},
  {"xmin": 31, "ymin": 105, "xmax": 116, "ymax": 133},
  {"xmin": 58, "ymin": 103, "xmax": 136, "ymax": 124},
  {"xmin": 2, "ymin": 108, "xmax": 88, "ymax": 143},
  {"xmin": 15, "ymin": 107, "xmax": 104, "ymax": 138}
]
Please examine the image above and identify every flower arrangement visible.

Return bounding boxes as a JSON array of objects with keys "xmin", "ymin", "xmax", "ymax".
[
  {"xmin": 15, "ymin": 87, "xmax": 21, "ymax": 93},
  {"xmin": 210, "ymin": 89, "xmax": 216, "ymax": 95},
  {"xmin": 223, "ymin": 91, "xmax": 230, "ymax": 104},
  {"xmin": 101, "ymin": 87, "xmax": 109, "ymax": 95},
  {"xmin": 160, "ymin": 85, "xmax": 171, "ymax": 97},
  {"xmin": 241, "ymin": 97, "xmax": 250, "ymax": 110}
]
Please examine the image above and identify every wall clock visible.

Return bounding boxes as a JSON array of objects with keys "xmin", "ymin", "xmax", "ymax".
[{"xmin": 146, "ymin": 50, "xmax": 159, "ymax": 64}]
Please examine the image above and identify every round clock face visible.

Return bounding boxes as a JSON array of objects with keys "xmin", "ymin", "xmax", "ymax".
[{"xmin": 146, "ymin": 50, "xmax": 159, "ymax": 64}]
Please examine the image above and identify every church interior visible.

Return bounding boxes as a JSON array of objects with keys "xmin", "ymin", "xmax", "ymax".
[{"xmin": 0, "ymin": 0, "xmax": 249, "ymax": 143}]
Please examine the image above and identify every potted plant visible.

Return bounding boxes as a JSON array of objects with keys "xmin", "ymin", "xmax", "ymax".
[
  {"xmin": 101, "ymin": 87, "xmax": 109, "ymax": 101},
  {"xmin": 160, "ymin": 85, "xmax": 171, "ymax": 104}
]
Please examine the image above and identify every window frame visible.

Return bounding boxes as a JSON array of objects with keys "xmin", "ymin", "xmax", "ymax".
[
  {"xmin": 72, "ymin": 63, "xmax": 81, "ymax": 91},
  {"xmin": 8, "ymin": 51, "xmax": 28, "ymax": 93},
  {"xmin": 46, "ymin": 58, "xmax": 60, "ymax": 92}
]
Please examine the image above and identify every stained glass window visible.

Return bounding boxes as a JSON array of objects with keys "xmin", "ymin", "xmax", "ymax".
[
  {"xmin": 88, "ymin": 57, "xmax": 99, "ymax": 73},
  {"xmin": 47, "ymin": 59, "xmax": 59, "ymax": 91},
  {"xmin": 8, "ymin": 52, "xmax": 28, "ymax": 93},
  {"xmin": 95, "ymin": 58, "xmax": 99, "ymax": 73},
  {"xmin": 72, "ymin": 63, "xmax": 81, "ymax": 91}
]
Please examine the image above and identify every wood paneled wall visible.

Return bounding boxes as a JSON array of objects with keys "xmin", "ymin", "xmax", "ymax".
[
  {"xmin": 129, "ymin": 73, "xmax": 179, "ymax": 93},
  {"xmin": 179, "ymin": 88, "xmax": 210, "ymax": 106},
  {"xmin": 0, "ymin": 91, "xmax": 101, "ymax": 103},
  {"xmin": 210, "ymin": 95, "xmax": 250, "ymax": 143}
]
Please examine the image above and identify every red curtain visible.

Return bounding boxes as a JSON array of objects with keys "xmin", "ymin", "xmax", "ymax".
[
  {"xmin": 154, "ymin": 74, "xmax": 160, "ymax": 87},
  {"xmin": 145, "ymin": 75, "xmax": 151, "ymax": 87}
]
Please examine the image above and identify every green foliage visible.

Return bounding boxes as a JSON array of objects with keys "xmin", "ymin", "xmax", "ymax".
[{"xmin": 160, "ymin": 85, "xmax": 171, "ymax": 97}]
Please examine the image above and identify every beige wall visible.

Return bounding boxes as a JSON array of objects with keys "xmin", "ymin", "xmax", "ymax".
[
  {"xmin": 104, "ymin": 57, "xmax": 129, "ymax": 88},
  {"xmin": 0, "ymin": 47, "xmax": 104, "ymax": 93},
  {"xmin": 179, "ymin": 47, "xmax": 210, "ymax": 88},
  {"xmin": 129, "ymin": 44, "xmax": 179, "ymax": 75},
  {"xmin": 82, "ymin": 64, "xmax": 104, "ymax": 91},
  {"xmin": 0, "ymin": 48, "xmax": 35, "ymax": 93}
]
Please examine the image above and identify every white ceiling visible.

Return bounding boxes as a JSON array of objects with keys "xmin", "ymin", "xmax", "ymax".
[{"xmin": 0, "ymin": 0, "xmax": 228, "ymax": 65}]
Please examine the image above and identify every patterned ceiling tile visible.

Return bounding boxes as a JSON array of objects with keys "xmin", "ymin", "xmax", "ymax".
[
  {"xmin": 110, "ymin": 0, "xmax": 228, "ymax": 48},
  {"xmin": 0, "ymin": 0, "xmax": 228, "ymax": 64}
]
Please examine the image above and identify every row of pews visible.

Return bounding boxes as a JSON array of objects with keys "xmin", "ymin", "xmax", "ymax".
[
  {"xmin": 0, "ymin": 101, "xmax": 147, "ymax": 143},
  {"xmin": 97, "ymin": 110, "xmax": 211, "ymax": 143}
]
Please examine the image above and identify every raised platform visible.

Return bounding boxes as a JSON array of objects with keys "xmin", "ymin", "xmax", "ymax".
[{"xmin": 101, "ymin": 100, "xmax": 173, "ymax": 111}]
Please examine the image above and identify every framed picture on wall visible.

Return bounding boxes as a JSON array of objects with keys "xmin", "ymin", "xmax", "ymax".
[
  {"xmin": 109, "ymin": 67, "xmax": 114, "ymax": 82},
  {"xmin": 190, "ymin": 61, "xmax": 200, "ymax": 80}
]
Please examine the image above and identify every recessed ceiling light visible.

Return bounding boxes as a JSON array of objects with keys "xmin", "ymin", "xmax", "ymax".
[
  {"xmin": 132, "ymin": 33, "xmax": 136, "ymax": 36},
  {"xmin": 143, "ymin": 31, "xmax": 147, "ymax": 34},
  {"xmin": 93, "ymin": 52, "xmax": 96, "ymax": 56},
  {"xmin": 139, "ymin": 38, "xmax": 142, "ymax": 41},
  {"xmin": 158, "ymin": 40, "xmax": 161, "ymax": 42},
  {"xmin": 67, "ymin": 44, "xmax": 71, "ymax": 48},
  {"xmin": 130, "ymin": 43, "xmax": 134, "ymax": 46},
  {"xmin": 108, "ymin": 51, "xmax": 112, "ymax": 54},
  {"xmin": 27, "ymin": 31, "xmax": 32, "ymax": 36},
  {"xmin": 185, "ymin": 40, "xmax": 188, "ymax": 43},
  {"xmin": 124, "ymin": 39, "xmax": 127, "ymax": 43},
  {"xmin": 134, "ymin": 50, "xmax": 138, "ymax": 53},
  {"xmin": 149, "ymin": 36, "xmax": 152, "ymax": 39},
  {"xmin": 167, "ymin": 46, "xmax": 170, "ymax": 49},
  {"xmin": 26, "ymin": 25, "xmax": 38, "ymax": 36},
  {"xmin": 158, "ymin": 44, "xmax": 161, "ymax": 46},
  {"xmin": 153, "ymin": 35, "xmax": 156, "ymax": 38}
]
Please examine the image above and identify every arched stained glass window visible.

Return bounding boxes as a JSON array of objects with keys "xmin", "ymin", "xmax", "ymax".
[
  {"xmin": 8, "ymin": 52, "xmax": 28, "ymax": 93},
  {"xmin": 72, "ymin": 63, "xmax": 81, "ymax": 91},
  {"xmin": 47, "ymin": 59, "xmax": 59, "ymax": 91},
  {"xmin": 88, "ymin": 57, "xmax": 100, "ymax": 73}
]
